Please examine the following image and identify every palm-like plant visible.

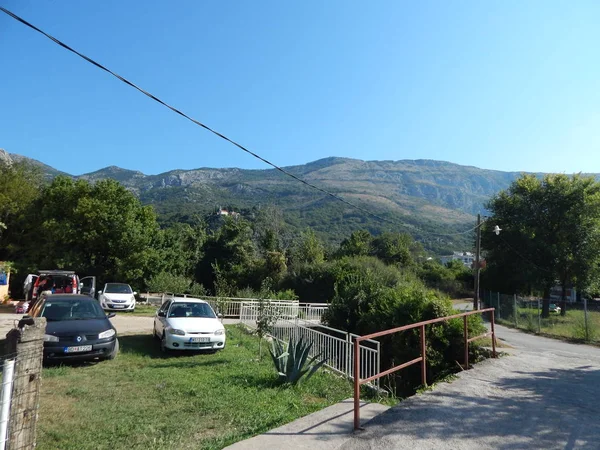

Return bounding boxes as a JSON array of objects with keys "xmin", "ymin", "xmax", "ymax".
[{"xmin": 269, "ymin": 337, "xmax": 328, "ymax": 385}]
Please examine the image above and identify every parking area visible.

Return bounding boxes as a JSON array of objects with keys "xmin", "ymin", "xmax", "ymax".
[{"xmin": 0, "ymin": 312, "xmax": 239, "ymax": 338}]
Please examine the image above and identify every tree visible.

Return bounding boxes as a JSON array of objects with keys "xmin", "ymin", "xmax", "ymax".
[
  {"xmin": 337, "ymin": 230, "xmax": 373, "ymax": 257},
  {"xmin": 483, "ymin": 174, "xmax": 600, "ymax": 317},
  {"xmin": 371, "ymin": 232, "xmax": 417, "ymax": 268},
  {"xmin": 0, "ymin": 161, "xmax": 41, "ymax": 255},
  {"xmin": 289, "ymin": 229, "xmax": 325, "ymax": 266},
  {"xmin": 24, "ymin": 176, "xmax": 161, "ymax": 288},
  {"xmin": 196, "ymin": 216, "xmax": 259, "ymax": 293},
  {"xmin": 155, "ymin": 221, "xmax": 206, "ymax": 278}
]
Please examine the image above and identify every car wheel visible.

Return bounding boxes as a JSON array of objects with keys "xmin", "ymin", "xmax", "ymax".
[
  {"xmin": 107, "ymin": 338, "xmax": 119, "ymax": 360},
  {"xmin": 161, "ymin": 333, "xmax": 169, "ymax": 353}
]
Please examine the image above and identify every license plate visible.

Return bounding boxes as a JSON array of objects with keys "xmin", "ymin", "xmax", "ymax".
[
  {"xmin": 112, "ymin": 305, "xmax": 125, "ymax": 309},
  {"xmin": 64, "ymin": 345, "xmax": 92, "ymax": 353},
  {"xmin": 190, "ymin": 337, "xmax": 210, "ymax": 343}
]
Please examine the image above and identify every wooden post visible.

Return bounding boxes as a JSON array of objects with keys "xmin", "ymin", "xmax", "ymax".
[{"xmin": 5, "ymin": 317, "xmax": 46, "ymax": 450}]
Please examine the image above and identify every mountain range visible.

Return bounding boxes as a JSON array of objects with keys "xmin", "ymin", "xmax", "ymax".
[{"xmin": 4, "ymin": 148, "xmax": 592, "ymax": 253}]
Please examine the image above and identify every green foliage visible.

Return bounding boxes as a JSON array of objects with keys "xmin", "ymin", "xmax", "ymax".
[
  {"xmin": 146, "ymin": 272, "xmax": 205, "ymax": 295},
  {"xmin": 371, "ymin": 232, "xmax": 419, "ymax": 268},
  {"xmin": 196, "ymin": 216, "xmax": 260, "ymax": 293},
  {"xmin": 255, "ymin": 280, "xmax": 281, "ymax": 359},
  {"xmin": 323, "ymin": 261, "xmax": 485, "ymax": 395},
  {"xmin": 155, "ymin": 222, "xmax": 206, "ymax": 279},
  {"xmin": 418, "ymin": 259, "xmax": 472, "ymax": 298},
  {"xmin": 0, "ymin": 161, "xmax": 41, "ymax": 240},
  {"xmin": 269, "ymin": 337, "xmax": 328, "ymax": 385},
  {"xmin": 289, "ymin": 229, "xmax": 325, "ymax": 266},
  {"xmin": 337, "ymin": 230, "xmax": 373, "ymax": 257},
  {"xmin": 484, "ymin": 174, "xmax": 600, "ymax": 316}
]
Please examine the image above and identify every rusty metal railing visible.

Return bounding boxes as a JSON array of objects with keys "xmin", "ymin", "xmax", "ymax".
[{"xmin": 353, "ymin": 308, "xmax": 497, "ymax": 430}]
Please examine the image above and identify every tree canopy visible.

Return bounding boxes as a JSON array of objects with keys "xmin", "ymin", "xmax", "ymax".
[{"xmin": 482, "ymin": 174, "xmax": 600, "ymax": 316}]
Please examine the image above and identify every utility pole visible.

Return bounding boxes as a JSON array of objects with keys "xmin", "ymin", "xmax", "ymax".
[{"xmin": 474, "ymin": 213, "xmax": 481, "ymax": 311}]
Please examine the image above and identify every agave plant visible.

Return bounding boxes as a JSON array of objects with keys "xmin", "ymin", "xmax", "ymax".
[{"xmin": 269, "ymin": 337, "xmax": 328, "ymax": 385}]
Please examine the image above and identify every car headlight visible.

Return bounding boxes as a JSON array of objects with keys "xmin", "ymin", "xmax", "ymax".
[
  {"xmin": 168, "ymin": 328, "xmax": 185, "ymax": 336},
  {"xmin": 98, "ymin": 329, "xmax": 116, "ymax": 339},
  {"xmin": 131, "ymin": 295, "xmax": 136, "ymax": 302},
  {"xmin": 43, "ymin": 334, "xmax": 59, "ymax": 342},
  {"xmin": 214, "ymin": 329, "xmax": 225, "ymax": 336}
]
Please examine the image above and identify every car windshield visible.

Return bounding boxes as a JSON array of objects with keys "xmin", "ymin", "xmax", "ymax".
[
  {"xmin": 104, "ymin": 283, "xmax": 133, "ymax": 294},
  {"xmin": 41, "ymin": 300, "xmax": 106, "ymax": 321},
  {"xmin": 168, "ymin": 302, "xmax": 216, "ymax": 319}
]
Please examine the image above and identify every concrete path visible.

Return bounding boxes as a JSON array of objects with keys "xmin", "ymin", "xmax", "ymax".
[
  {"xmin": 341, "ymin": 324, "xmax": 600, "ymax": 450},
  {"xmin": 225, "ymin": 400, "xmax": 390, "ymax": 450}
]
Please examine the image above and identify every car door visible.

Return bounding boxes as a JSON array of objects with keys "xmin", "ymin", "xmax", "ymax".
[
  {"xmin": 24, "ymin": 275, "xmax": 38, "ymax": 301},
  {"xmin": 155, "ymin": 300, "xmax": 171, "ymax": 336},
  {"xmin": 80, "ymin": 276, "xmax": 96, "ymax": 297}
]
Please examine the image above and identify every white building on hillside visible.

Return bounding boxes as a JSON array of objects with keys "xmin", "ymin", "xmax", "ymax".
[{"xmin": 440, "ymin": 252, "xmax": 475, "ymax": 268}]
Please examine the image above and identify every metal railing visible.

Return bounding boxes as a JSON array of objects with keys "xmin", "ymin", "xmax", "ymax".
[
  {"xmin": 240, "ymin": 304, "xmax": 380, "ymax": 386},
  {"xmin": 353, "ymin": 308, "xmax": 497, "ymax": 430},
  {"xmin": 138, "ymin": 293, "xmax": 329, "ymax": 322}
]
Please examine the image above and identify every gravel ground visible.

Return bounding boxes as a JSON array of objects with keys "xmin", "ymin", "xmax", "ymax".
[
  {"xmin": 341, "ymin": 324, "xmax": 600, "ymax": 450},
  {"xmin": 0, "ymin": 313, "xmax": 238, "ymax": 338}
]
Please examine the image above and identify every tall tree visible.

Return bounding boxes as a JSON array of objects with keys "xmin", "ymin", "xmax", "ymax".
[
  {"xmin": 337, "ymin": 230, "xmax": 373, "ymax": 257},
  {"xmin": 24, "ymin": 176, "xmax": 161, "ymax": 288},
  {"xmin": 196, "ymin": 216, "xmax": 258, "ymax": 292},
  {"xmin": 289, "ymin": 229, "xmax": 325, "ymax": 266},
  {"xmin": 0, "ymin": 161, "xmax": 41, "ymax": 255},
  {"xmin": 483, "ymin": 174, "xmax": 600, "ymax": 317},
  {"xmin": 370, "ymin": 232, "xmax": 417, "ymax": 268}
]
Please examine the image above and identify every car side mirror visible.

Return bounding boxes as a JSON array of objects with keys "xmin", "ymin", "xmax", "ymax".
[
  {"xmin": 107, "ymin": 313, "xmax": 116, "ymax": 319},
  {"xmin": 133, "ymin": 291, "xmax": 138, "ymax": 296},
  {"xmin": 217, "ymin": 313, "xmax": 223, "ymax": 319},
  {"xmin": 98, "ymin": 290, "xmax": 103, "ymax": 295},
  {"xmin": 157, "ymin": 311, "xmax": 165, "ymax": 317}
]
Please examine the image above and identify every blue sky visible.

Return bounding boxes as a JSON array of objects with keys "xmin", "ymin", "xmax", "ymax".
[{"xmin": 1, "ymin": 0, "xmax": 599, "ymax": 176}]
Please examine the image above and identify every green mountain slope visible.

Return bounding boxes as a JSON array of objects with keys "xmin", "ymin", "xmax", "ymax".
[{"xmin": 9, "ymin": 151, "xmax": 588, "ymax": 254}]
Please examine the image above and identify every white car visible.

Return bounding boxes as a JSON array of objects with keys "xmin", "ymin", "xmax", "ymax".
[
  {"xmin": 98, "ymin": 283, "xmax": 137, "ymax": 311},
  {"xmin": 153, "ymin": 298, "xmax": 226, "ymax": 353}
]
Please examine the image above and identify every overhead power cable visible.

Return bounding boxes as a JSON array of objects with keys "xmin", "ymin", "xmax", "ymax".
[
  {"xmin": 0, "ymin": 6, "xmax": 397, "ymax": 225},
  {"xmin": 0, "ymin": 6, "xmax": 482, "ymax": 238}
]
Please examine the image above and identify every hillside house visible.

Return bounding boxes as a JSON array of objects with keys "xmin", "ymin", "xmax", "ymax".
[{"xmin": 440, "ymin": 252, "xmax": 475, "ymax": 268}]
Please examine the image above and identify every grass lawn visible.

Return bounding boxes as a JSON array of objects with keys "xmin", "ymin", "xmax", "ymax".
[
  {"xmin": 37, "ymin": 325, "xmax": 362, "ymax": 450},
  {"xmin": 497, "ymin": 306, "xmax": 600, "ymax": 343}
]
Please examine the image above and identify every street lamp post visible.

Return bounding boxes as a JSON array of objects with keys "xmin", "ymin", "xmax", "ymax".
[
  {"xmin": 473, "ymin": 217, "xmax": 502, "ymax": 311},
  {"xmin": 474, "ymin": 214, "xmax": 481, "ymax": 310}
]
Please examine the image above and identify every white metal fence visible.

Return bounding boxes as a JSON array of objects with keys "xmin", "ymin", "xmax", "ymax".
[
  {"xmin": 240, "ymin": 304, "xmax": 381, "ymax": 386},
  {"xmin": 0, "ymin": 359, "xmax": 15, "ymax": 450},
  {"xmin": 138, "ymin": 293, "xmax": 329, "ymax": 322}
]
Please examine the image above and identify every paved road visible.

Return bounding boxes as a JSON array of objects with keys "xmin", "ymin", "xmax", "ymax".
[{"xmin": 341, "ymin": 323, "xmax": 600, "ymax": 450}]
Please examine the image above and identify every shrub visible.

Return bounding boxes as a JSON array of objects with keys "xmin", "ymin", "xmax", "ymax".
[
  {"xmin": 146, "ymin": 272, "xmax": 205, "ymax": 296},
  {"xmin": 323, "ymin": 263, "xmax": 485, "ymax": 396}
]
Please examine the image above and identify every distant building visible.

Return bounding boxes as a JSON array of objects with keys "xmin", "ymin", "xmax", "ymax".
[
  {"xmin": 216, "ymin": 207, "xmax": 240, "ymax": 218},
  {"xmin": 440, "ymin": 252, "xmax": 475, "ymax": 268}
]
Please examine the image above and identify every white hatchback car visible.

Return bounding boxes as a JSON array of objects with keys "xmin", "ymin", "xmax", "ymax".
[
  {"xmin": 153, "ymin": 298, "xmax": 226, "ymax": 352},
  {"xmin": 98, "ymin": 283, "xmax": 137, "ymax": 311}
]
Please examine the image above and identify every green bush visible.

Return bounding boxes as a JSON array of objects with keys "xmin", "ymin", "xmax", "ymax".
[
  {"xmin": 323, "ymin": 262, "xmax": 485, "ymax": 396},
  {"xmin": 146, "ymin": 272, "xmax": 205, "ymax": 295}
]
